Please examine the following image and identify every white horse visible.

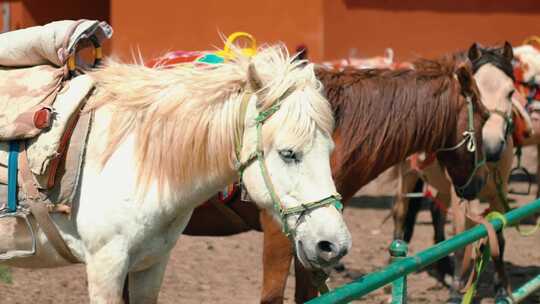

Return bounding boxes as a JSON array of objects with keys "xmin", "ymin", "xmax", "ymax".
[{"xmin": 1, "ymin": 45, "xmax": 352, "ymax": 303}]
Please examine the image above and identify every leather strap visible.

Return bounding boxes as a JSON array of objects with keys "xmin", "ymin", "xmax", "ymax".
[
  {"xmin": 460, "ymin": 211, "xmax": 501, "ymax": 293},
  {"xmin": 15, "ymin": 114, "xmax": 94, "ymax": 264},
  {"xmin": 25, "ymin": 200, "xmax": 79, "ymax": 263},
  {"xmin": 18, "ymin": 142, "xmax": 40, "ymax": 200},
  {"xmin": 466, "ymin": 212, "xmax": 500, "ymax": 258},
  {"xmin": 18, "ymin": 141, "xmax": 79, "ymax": 263}
]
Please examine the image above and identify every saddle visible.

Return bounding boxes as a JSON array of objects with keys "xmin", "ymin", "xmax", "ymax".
[{"xmin": 0, "ymin": 20, "xmax": 112, "ymax": 262}]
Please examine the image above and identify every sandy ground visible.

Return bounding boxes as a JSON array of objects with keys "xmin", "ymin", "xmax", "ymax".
[{"xmin": 0, "ymin": 148, "xmax": 539, "ymax": 303}]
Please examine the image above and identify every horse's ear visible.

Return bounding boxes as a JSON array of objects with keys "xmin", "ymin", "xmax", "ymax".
[
  {"xmin": 467, "ymin": 43, "xmax": 481, "ymax": 62},
  {"xmin": 248, "ymin": 63, "xmax": 267, "ymax": 107},
  {"xmin": 248, "ymin": 63, "xmax": 263, "ymax": 92},
  {"xmin": 456, "ymin": 65, "xmax": 474, "ymax": 97},
  {"xmin": 502, "ymin": 41, "xmax": 514, "ymax": 61}
]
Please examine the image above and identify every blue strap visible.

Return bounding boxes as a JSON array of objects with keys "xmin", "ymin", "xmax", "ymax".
[{"xmin": 7, "ymin": 141, "xmax": 19, "ymax": 212}]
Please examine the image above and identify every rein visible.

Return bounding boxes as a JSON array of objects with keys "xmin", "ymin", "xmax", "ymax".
[
  {"xmin": 234, "ymin": 89, "xmax": 343, "ymax": 237},
  {"xmin": 436, "ymin": 96, "xmax": 486, "ymax": 195}
]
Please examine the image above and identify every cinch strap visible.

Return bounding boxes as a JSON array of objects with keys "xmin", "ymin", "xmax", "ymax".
[{"xmin": 7, "ymin": 141, "xmax": 19, "ymax": 213}]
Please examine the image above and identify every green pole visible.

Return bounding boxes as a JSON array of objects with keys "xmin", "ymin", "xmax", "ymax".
[
  {"xmin": 307, "ymin": 199, "xmax": 540, "ymax": 304},
  {"xmin": 389, "ymin": 240, "xmax": 408, "ymax": 304},
  {"xmin": 496, "ymin": 274, "xmax": 540, "ymax": 304}
]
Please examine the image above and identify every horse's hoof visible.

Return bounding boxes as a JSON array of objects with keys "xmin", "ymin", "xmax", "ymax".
[
  {"xmin": 446, "ymin": 290, "xmax": 463, "ymax": 304},
  {"xmin": 445, "ymin": 296, "xmax": 462, "ymax": 304},
  {"xmin": 494, "ymin": 286, "xmax": 511, "ymax": 303}
]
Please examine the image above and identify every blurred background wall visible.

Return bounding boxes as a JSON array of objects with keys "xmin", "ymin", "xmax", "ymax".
[{"xmin": 3, "ymin": 0, "xmax": 540, "ymax": 62}]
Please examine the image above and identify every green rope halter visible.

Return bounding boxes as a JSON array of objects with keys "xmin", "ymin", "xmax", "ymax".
[
  {"xmin": 234, "ymin": 89, "xmax": 342, "ymax": 237},
  {"xmin": 437, "ymin": 96, "xmax": 486, "ymax": 195}
]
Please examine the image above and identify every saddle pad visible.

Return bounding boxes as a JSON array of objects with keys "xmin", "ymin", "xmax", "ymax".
[
  {"xmin": 0, "ymin": 20, "xmax": 112, "ymax": 68},
  {"xmin": 0, "ymin": 65, "xmax": 64, "ymax": 140},
  {"xmin": 0, "ymin": 75, "xmax": 94, "ymax": 188},
  {"xmin": 0, "ymin": 110, "xmax": 92, "ymax": 208}
]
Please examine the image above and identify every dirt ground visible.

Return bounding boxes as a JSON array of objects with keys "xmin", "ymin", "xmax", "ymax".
[{"xmin": 1, "ymin": 148, "xmax": 539, "ymax": 303}]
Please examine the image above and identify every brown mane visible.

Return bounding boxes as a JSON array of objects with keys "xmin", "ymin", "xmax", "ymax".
[{"xmin": 316, "ymin": 57, "xmax": 479, "ymax": 197}]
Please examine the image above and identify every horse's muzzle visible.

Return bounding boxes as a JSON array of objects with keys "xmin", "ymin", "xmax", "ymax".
[{"xmin": 484, "ymin": 139, "xmax": 506, "ymax": 162}]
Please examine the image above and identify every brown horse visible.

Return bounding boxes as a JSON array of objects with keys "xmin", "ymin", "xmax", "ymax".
[
  {"xmin": 393, "ymin": 43, "xmax": 533, "ymax": 303},
  {"xmin": 180, "ymin": 55, "xmax": 489, "ymax": 303}
]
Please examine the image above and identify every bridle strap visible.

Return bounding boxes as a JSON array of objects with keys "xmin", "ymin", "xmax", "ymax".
[
  {"xmin": 487, "ymin": 108, "xmax": 514, "ymax": 138},
  {"xmin": 436, "ymin": 96, "xmax": 486, "ymax": 193},
  {"xmin": 234, "ymin": 87, "xmax": 343, "ymax": 236},
  {"xmin": 234, "ymin": 92, "xmax": 254, "ymax": 168},
  {"xmin": 437, "ymin": 97, "xmax": 478, "ymax": 153},
  {"xmin": 471, "ymin": 53, "xmax": 515, "ymax": 82}
]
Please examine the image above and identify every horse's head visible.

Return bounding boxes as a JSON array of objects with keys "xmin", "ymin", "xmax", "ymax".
[
  {"xmin": 236, "ymin": 50, "xmax": 351, "ymax": 270},
  {"xmin": 468, "ymin": 42, "xmax": 515, "ymax": 162},
  {"xmin": 437, "ymin": 64, "xmax": 489, "ymax": 200}
]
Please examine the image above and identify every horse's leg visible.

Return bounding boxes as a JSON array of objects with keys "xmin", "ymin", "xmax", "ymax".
[
  {"xmin": 294, "ymin": 257, "xmax": 319, "ymax": 303},
  {"xmin": 481, "ymin": 188, "xmax": 511, "ymax": 299},
  {"xmin": 429, "ymin": 197, "xmax": 453, "ymax": 283},
  {"xmin": 403, "ymin": 180, "xmax": 423, "ymax": 243},
  {"xmin": 489, "ymin": 143, "xmax": 514, "ymax": 299},
  {"xmin": 421, "ymin": 162, "xmax": 456, "ymax": 286},
  {"xmin": 86, "ymin": 242, "xmax": 130, "ymax": 304},
  {"xmin": 493, "ymin": 231, "xmax": 510, "ymax": 299},
  {"xmin": 447, "ymin": 197, "xmax": 469, "ymax": 303},
  {"xmin": 259, "ymin": 209, "xmax": 294, "ymax": 304},
  {"xmin": 126, "ymin": 254, "xmax": 171, "ymax": 304},
  {"xmin": 392, "ymin": 167, "xmax": 420, "ymax": 240}
]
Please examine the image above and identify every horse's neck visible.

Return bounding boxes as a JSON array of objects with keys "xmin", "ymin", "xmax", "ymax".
[
  {"xmin": 333, "ymin": 96, "xmax": 456, "ymax": 201},
  {"xmin": 85, "ymin": 89, "xmax": 241, "ymax": 212}
]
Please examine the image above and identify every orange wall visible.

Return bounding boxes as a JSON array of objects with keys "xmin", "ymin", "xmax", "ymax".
[
  {"xmin": 324, "ymin": 0, "xmax": 540, "ymax": 61},
  {"xmin": 8, "ymin": 1, "xmax": 540, "ymax": 62},
  {"xmin": 110, "ymin": 0, "xmax": 324, "ymax": 61},
  {"xmin": 7, "ymin": 0, "xmax": 109, "ymax": 30},
  {"xmin": 4, "ymin": 0, "xmax": 110, "ymax": 51}
]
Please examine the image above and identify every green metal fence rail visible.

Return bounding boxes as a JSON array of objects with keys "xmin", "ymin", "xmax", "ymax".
[{"xmin": 307, "ymin": 199, "xmax": 540, "ymax": 304}]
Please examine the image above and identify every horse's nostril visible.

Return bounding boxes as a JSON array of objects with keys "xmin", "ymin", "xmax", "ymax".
[
  {"xmin": 316, "ymin": 240, "xmax": 341, "ymax": 263},
  {"xmin": 317, "ymin": 240, "xmax": 335, "ymax": 253}
]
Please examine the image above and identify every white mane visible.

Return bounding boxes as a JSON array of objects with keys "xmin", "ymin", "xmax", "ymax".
[{"xmin": 86, "ymin": 44, "xmax": 333, "ymax": 194}]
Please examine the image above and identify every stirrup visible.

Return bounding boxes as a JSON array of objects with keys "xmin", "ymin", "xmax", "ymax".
[
  {"xmin": 0, "ymin": 206, "xmax": 37, "ymax": 260},
  {"xmin": 508, "ymin": 166, "xmax": 533, "ymax": 196}
]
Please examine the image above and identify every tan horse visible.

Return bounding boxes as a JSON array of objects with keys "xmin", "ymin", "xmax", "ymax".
[{"xmin": 393, "ymin": 43, "xmax": 526, "ymax": 303}]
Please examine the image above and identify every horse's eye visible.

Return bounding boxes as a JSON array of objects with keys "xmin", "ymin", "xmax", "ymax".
[{"xmin": 278, "ymin": 149, "xmax": 300, "ymax": 164}]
